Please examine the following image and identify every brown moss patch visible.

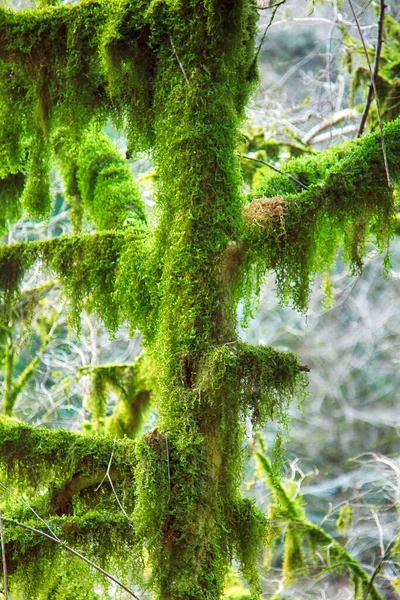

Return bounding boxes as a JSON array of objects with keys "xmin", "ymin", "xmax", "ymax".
[{"xmin": 243, "ymin": 196, "xmax": 287, "ymax": 231}]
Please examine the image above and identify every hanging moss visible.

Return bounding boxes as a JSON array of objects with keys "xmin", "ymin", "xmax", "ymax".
[
  {"xmin": 55, "ymin": 128, "xmax": 147, "ymax": 232},
  {"xmin": 0, "ymin": 1, "xmax": 398, "ymax": 599},
  {"xmin": 20, "ymin": 134, "xmax": 52, "ymax": 219},
  {"xmin": 240, "ymin": 118, "xmax": 400, "ymax": 312},
  {"xmin": 0, "ymin": 232, "xmax": 127, "ymax": 331},
  {"xmin": 197, "ymin": 341, "xmax": 308, "ymax": 430},
  {"xmin": 230, "ymin": 498, "xmax": 266, "ymax": 598},
  {"xmin": 0, "ymin": 511, "xmax": 137, "ymax": 600}
]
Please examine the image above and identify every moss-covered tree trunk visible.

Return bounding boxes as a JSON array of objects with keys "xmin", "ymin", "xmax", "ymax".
[{"xmin": 132, "ymin": 3, "xmax": 261, "ymax": 599}]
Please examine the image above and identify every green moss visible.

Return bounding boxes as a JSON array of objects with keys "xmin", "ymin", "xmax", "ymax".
[
  {"xmin": 336, "ymin": 504, "xmax": 353, "ymax": 533},
  {"xmin": 0, "ymin": 1, "xmax": 397, "ymax": 599},
  {"xmin": 242, "ymin": 118, "xmax": 400, "ymax": 312},
  {"xmin": 55, "ymin": 128, "xmax": 147, "ymax": 232},
  {"xmin": 81, "ymin": 353, "xmax": 154, "ymax": 438},
  {"xmin": 0, "ymin": 233, "xmax": 126, "ymax": 332},
  {"xmin": 0, "ymin": 416, "xmax": 137, "ymax": 497},
  {"xmin": 257, "ymin": 451, "xmax": 384, "ymax": 600},
  {"xmin": 1, "ymin": 511, "xmax": 136, "ymax": 599},
  {"xmin": 351, "ymin": 15, "xmax": 400, "ymax": 126}
]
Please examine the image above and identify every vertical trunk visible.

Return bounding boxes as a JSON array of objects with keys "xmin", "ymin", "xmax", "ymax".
[{"xmin": 132, "ymin": 3, "xmax": 259, "ymax": 598}]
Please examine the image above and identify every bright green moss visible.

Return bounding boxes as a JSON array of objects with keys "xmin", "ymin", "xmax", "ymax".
[
  {"xmin": 242, "ymin": 118, "xmax": 400, "ymax": 312},
  {"xmin": 0, "ymin": 416, "xmax": 137, "ymax": 494},
  {"xmin": 55, "ymin": 128, "xmax": 147, "ymax": 232},
  {"xmin": 1, "ymin": 511, "xmax": 136, "ymax": 599},
  {"xmin": 0, "ymin": 233, "xmax": 126, "ymax": 331}
]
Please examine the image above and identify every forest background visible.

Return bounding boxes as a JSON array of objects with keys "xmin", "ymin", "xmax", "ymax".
[{"xmin": 0, "ymin": 0, "xmax": 399, "ymax": 598}]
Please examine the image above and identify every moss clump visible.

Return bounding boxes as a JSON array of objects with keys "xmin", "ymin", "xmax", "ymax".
[{"xmin": 55, "ymin": 128, "xmax": 147, "ymax": 232}]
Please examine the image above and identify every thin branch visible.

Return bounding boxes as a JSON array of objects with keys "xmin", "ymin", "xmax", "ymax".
[
  {"xmin": 348, "ymin": 0, "xmax": 391, "ymax": 188},
  {"xmin": 95, "ymin": 437, "xmax": 116, "ymax": 491},
  {"xmin": 0, "ymin": 509, "xmax": 8, "ymax": 600},
  {"xmin": 302, "ymin": 109, "xmax": 359, "ymax": 145},
  {"xmin": 168, "ymin": 34, "xmax": 190, "ymax": 86},
  {"xmin": 310, "ymin": 124, "xmax": 359, "ymax": 145},
  {"xmin": 252, "ymin": 0, "xmax": 287, "ymax": 68},
  {"xmin": 242, "ymin": 155, "xmax": 310, "ymax": 190},
  {"xmin": 364, "ymin": 534, "xmax": 398, "ymax": 600},
  {"xmin": 3, "ymin": 519, "xmax": 141, "ymax": 600},
  {"xmin": 107, "ymin": 473, "xmax": 132, "ymax": 526},
  {"xmin": 358, "ymin": 0, "xmax": 386, "ymax": 136}
]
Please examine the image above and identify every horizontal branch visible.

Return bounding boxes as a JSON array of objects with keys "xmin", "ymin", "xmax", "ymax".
[
  {"xmin": 241, "ymin": 117, "xmax": 400, "ymax": 311},
  {"xmin": 0, "ymin": 416, "xmax": 137, "ymax": 496},
  {"xmin": 197, "ymin": 341, "xmax": 309, "ymax": 428},
  {"xmin": 0, "ymin": 227, "xmax": 153, "ymax": 335},
  {"xmin": 0, "ymin": 511, "xmax": 135, "ymax": 578}
]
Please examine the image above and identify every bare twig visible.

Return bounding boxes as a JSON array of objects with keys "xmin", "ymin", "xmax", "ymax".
[
  {"xmin": 4, "ymin": 519, "xmax": 141, "ymax": 600},
  {"xmin": 95, "ymin": 437, "xmax": 117, "ymax": 491},
  {"xmin": 310, "ymin": 124, "xmax": 359, "ymax": 145},
  {"xmin": 348, "ymin": 0, "xmax": 391, "ymax": 188},
  {"xmin": 254, "ymin": 0, "xmax": 287, "ymax": 65},
  {"xmin": 168, "ymin": 34, "xmax": 190, "ymax": 86},
  {"xmin": 358, "ymin": 0, "xmax": 386, "ymax": 136},
  {"xmin": 302, "ymin": 109, "xmax": 358, "ymax": 145},
  {"xmin": 242, "ymin": 154, "xmax": 310, "ymax": 190},
  {"xmin": 94, "ymin": 438, "xmax": 132, "ymax": 525},
  {"xmin": 0, "ymin": 509, "xmax": 8, "ymax": 600},
  {"xmin": 364, "ymin": 534, "xmax": 398, "ymax": 600}
]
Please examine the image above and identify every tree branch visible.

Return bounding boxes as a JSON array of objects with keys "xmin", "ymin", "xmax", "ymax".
[
  {"xmin": 0, "ymin": 417, "xmax": 137, "ymax": 494},
  {"xmin": 358, "ymin": 0, "xmax": 386, "ymax": 136},
  {"xmin": 348, "ymin": 0, "xmax": 390, "ymax": 187},
  {"xmin": 1, "ymin": 517, "xmax": 140, "ymax": 599}
]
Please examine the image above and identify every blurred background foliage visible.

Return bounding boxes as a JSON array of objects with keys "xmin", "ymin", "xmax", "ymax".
[{"xmin": 0, "ymin": 0, "xmax": 399, "ymax": 597}]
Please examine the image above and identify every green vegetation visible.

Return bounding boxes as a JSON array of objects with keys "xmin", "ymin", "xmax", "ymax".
[{"xmin": 0, "ymin": 1, "xmax": 398, "ymax": 599}]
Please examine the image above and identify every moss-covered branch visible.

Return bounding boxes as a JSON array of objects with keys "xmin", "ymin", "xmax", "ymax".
[
  {"xmin": 257, "ymin": 452, "xmax": 385, "ymax": 600},
  {"xmin": 55, "ymin": 128, "xmax": 148, "ymax": 232},
  {"xmin": 2, "ymin": 317, "xmax": 58, "ymax": 417},
  {"xmin": 0, "ymin": 232, "xmax": 125, "ymax": 330},
  {"xmin": 0, "ymin": 417, "xmax": 137, "ymax": 495},
  {"xmin": 241, "ymin": 118, "xmax": 400, "ymax": 311},
  {"xmin": 197, "ymin": 342, "xmax": 308, "ymax": 430},
  {"xmin": 0, "ymin": 511, "xmax": 137, "ymax": 599},
  {"xmin": 0, "ymin": 229, "xmax": 155, "ymax": 335},
  {"xmin": 0, "ymin": 0, "xmax": 157, "ymax": 228},
  {"xmin": 81, "ymin": 353, "xmax": 155, "ymax": 438}
]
